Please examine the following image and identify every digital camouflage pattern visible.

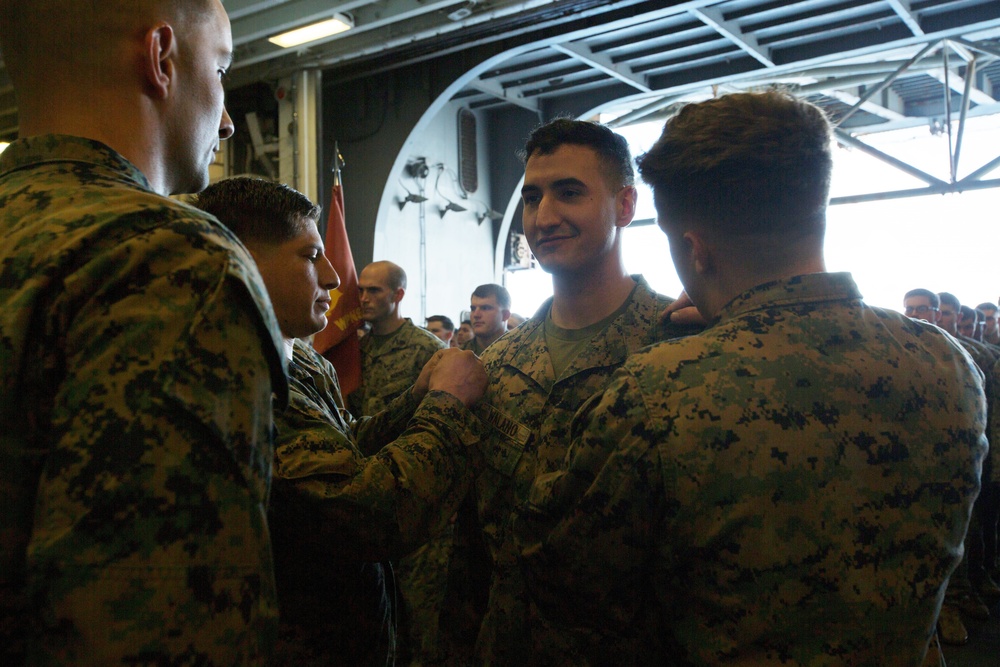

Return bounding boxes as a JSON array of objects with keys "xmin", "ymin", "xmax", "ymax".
[
  {"xmin": 516, "ymin": 273, "xmax": 988, "ymax": 666},
  {"xmin": 0, "ymin": 135, "xmax": 287, "ymax": 664},
  {"xmin": 346, "ymin": 317, "xmax": 446, "ymax": 662},
  {"xmin": 268, "ymin": 339, "xmax": 484, "ymax": 666},
  {"xmin": 448, "ymin": 276, "xmax": 688, "ymax": 665},
  {"xmin": 350, "ymin": 318, "xmax": 446, "ymax": 417}
]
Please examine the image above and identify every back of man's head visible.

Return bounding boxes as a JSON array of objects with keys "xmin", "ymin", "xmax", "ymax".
[
  {"xmin": 520, "ymin": 118, "xmax": 634, "ymax": 190},
  {"xmin": 0, "ymin": 1, "xmax": 214, "ymax": 94},
  {"xmin": 193, "ymin": 177, "xmax": 320, "ymax": 246},
  {"xmin": 637, "ymin": 91, "xmax": 833, "ymax": 238},
  {"xmin": 471, "ymin": 283, "xmax": 512, "ymax": 310}
]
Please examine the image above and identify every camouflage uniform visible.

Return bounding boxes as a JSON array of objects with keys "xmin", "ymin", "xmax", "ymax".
[
  {"xmin": 451, "ymin": 276, "xmax": 685, "ymax": 665},
  {"xmin": 269, "ymin": 339, "xmax": 483, "ymax": 666},
  {"xmin": 462, "ymin": 337, "xmax": 490, "ymax": 356},
  {"xmin": 516, "ymin": 272, "xmax": 988, "ymax": 666},
  {"xmin": 348, "ymin": 318, "xmax": 446, "ymax": 664},
  {"xmin": 0, "ymin": 135, "xmax": 287, "ymax": 664},
  {"xmin": 350, "ymin": 318, "xmax": 446, "ymax": 417}
]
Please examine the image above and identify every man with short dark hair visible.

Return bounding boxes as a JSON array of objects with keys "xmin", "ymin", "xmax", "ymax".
[
  {"xmin": 0, "ymin": 1, "xmax": 287, "ymax": 662},
  {"xmin": 454, "ymin": 319, "xmax": 474, "ymax": 348},
  {"xmin": 465, "ymin": 283, "xmax": 512, "ymax": 355},
  {"xmin": 960, "ymin": 305, "xmax": 981, "ymax": 340},
  {"xmin": 427, "ymin": 315, "xmax": 456, "ymax": 345},
  {"xmin": 978, "ymin": 302, "xmax": 1000, "ymax": 345},
  {"xmin": 904, "ymin": 288, "xmax": 942, "ymax": 323},
  {"xmin": 194, "ymin": 177, "xmax": 487, "ymax": 666},
  {"xmin": 444, "ymin": 117, "xmax": 688, "ymax": 664},
  {"xmin": 517, "ymin": 91, "xmax": 987, "ymax": 665}
]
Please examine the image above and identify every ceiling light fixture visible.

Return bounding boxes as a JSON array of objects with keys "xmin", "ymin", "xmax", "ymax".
[{"xmin": 268, "ymin": 14, "xmax": 354, "ymax": 49}]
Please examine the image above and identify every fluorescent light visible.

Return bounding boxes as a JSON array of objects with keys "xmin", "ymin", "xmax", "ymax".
[
  {"xmin": 268, "ymin": 15, "xmax": 353, "ymax": 48},
  {"xmin": 0, "ymin": 142, "xmax": 9, "ymax": 154}
]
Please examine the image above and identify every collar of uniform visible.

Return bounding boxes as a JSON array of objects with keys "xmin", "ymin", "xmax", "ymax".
[
  {"xmin": 0, "ymin": 134, "xmax": 153, "ymax": 191},
  {"xmin": 714, "ymin": 272, "xmax": 861, "ymax": 326},
  {"xmin": 495, "ymin": 275, "xmax": 660, "ymax": 383}
]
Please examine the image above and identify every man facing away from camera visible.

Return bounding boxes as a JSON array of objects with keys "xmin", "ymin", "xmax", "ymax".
[{"xmin": 516, "ymin": 91, "xmax": 988, "ymax": 666}]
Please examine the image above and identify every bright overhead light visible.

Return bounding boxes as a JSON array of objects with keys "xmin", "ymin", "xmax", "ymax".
[
  {"xmin": 0, "ymin": 142, "xmax": 9, "ymax": 154},
  {"xmin": 268, "ymin": 14, "xmax": 353, "ymax": 48}
]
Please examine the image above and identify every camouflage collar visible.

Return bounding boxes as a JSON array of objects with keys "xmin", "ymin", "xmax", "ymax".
[
  {"xmin": 716, "ymin": 272, "xmax": 861, "ymax": 325},
  {"xmin": 0, "ymin": 134, "xmax": 152, "ymax": 191}
]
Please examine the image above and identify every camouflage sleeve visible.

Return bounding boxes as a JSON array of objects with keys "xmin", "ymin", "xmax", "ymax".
[
  {"xmin": 351, "ymin": 388, "xmax": 422, "ymax": 456},
  {"xmin": 515, "ymin": 369, "xmax": 661, "ymax": 646},
  {"xmin": 271, "ymin": 390, "xmax": 483, "ymax": 562},
  {"xmin": 29, "ymin": 242, "xmax": 281, "ymax": 663}
]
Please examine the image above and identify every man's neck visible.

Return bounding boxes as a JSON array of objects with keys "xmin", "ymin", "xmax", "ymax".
[
  {"xmin": 370, "ymin": 315, "xmax": 406, "ymax": 336},
  {"xmin": 550, "ymin": 262, "xmax": 635, "ymax": 330},
  {"xmin": 475, "ymin": 329, "xmax": 505, "ymax": 349}
]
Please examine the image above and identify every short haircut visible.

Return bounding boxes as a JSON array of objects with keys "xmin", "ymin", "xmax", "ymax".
[
  {"xmin": 961, "ymin": 305, "xmax": 980, "ymax": 322},
  {"xmin": 938, "ymin": 292, "xmax": 961, "ymax": 311},
  {"xmin": 461, "ymin": 319, "xmax": 472, "ymax": 327},
  {"xmin": 519, "ymin": 118, "xmax": 635, "ymax": 189},
  {"xmin": 426, "ymin": 315, "xmax": 455, "ymax": 332},
  {"xmin": 193, "ymin": 177, "xmax": 320, "ymax": 245},
  {"xmin": 365, "ymin": 260, "xmax": 406, "ymax": 291},
  {"xmin": 976, "ymin": 302, "xmax": 998, "ymax": 314},
  {"xmin": 0, "ymin": 0, "xmax": 215, "ymax": 92},
  {"xmin": 637, "ymin": 90, "xmax": 833, "ymax": 236},
  {"xmin": 472, "ymin": 283, "xmax": 512, "ymax": 310},
  {"xmin": 904, "ymin": 289, "xmax": 940, "ymax": 309}
]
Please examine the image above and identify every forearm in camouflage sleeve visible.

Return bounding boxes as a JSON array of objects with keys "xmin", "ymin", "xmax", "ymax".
[
  {"xmin": 351, "ymin": 386, "xmax": 422, "ymax": 456},
  {"xmin": 272, "ymin": 390, "xmax": 483, "ymax": 562}
]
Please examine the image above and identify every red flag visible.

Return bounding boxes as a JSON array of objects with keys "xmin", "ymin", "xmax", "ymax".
[{"xmin": 313, "ymin": 169, "xmax": 363, "ymax": 396}]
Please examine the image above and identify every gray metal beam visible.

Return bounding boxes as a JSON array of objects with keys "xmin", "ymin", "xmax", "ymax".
[
  {"xmin": 689, "ymin": 5, "xmax": 773, "ymax": 67},
  {"xmin": 551, "ymin": 42, "xmax": 652, "ymax": 93},
  {"xmin": 885, "ymin": 0, "xmax": 923, "ymax": 37},
  {"xmin": 468, "ymin": 77, "xmax": 542, "ymax": 113},
  {"xmin": 834, "ymin": 128, "xmax": 947, "ymax": 187}
]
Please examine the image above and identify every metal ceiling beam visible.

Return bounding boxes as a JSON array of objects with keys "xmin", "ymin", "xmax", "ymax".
[
  {"xmin": 885, "ymin": 0, "xmax": 923, "ymax": 37},
  {"xmin": 834, "ymin": 40, "xmax": 939, "ymax": 126},
  {"xmin": 551, "ymin": 42, "xmax": 652, "ymax": 93},
  {"xmin": 926, "ymin": 69, "xmax": 996, "ymax": 106},
  {"xmin": 825, "ymin": 89, "xmax": 907, "ymax": 122},
  {"xmin": 833, "ymin": 128, "xmax": 947, "ymax": 187},
  {"xmin": 829, "ymin": 178, "xmax": 1000, "ymax": 205},
  {"xmin": 468, "ymin": 77, "xmax": 542, "ymax": 113},
  {"xmin": 689, "ymin": 5, "xmax": 774, "ymax": 67}
]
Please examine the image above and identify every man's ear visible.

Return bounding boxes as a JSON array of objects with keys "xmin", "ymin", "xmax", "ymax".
[
  {"xmin": 615, "ymin": 185, "xmax": 638, "ymax": 229},
  {"xmin": 144, "ymin": 23, "xmax": 176, "ymax": 99},
  {"xmin": 394, "ymin": 287, "xmax": 405, "ymax": 304},
  {"xmin": 502, "ymin": 309, "xmax": 511, "ymax": 322},
  {"xmin": 684, "ymin": 230, "xmax": 713, "ymax": 276}
]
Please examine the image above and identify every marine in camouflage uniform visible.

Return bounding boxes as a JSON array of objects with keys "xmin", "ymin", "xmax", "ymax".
[
  {"xmin": 269, "ymin": 339, "xmax": 483, "ymax": 667},
  {"xmin": 350, "ymin": 318, "xmax": 446, "ymax": 417},
  {"xmin": 450, "ymin": 275, "xmax": 688, "ymax": 664},
  {"xmin": 517, "ymin": 273, "xmax": 988, "ymax": 665},
  {"xmin": 0, "ymin": 136, "xmax": 287, "ymax": 664},
  {"xmin": 351, "ymin": 313, "xmax": 450, "ymax": 665}
]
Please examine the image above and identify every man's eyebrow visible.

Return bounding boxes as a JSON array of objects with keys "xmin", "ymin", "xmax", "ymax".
[{"xmin": 521, "ymin": 177, "xmax": 587, "ymax": 195}]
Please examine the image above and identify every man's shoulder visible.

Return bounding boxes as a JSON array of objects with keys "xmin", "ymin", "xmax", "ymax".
[
  {"xmin": 399, "ymin": 319, "xmax": 447, "ymax": 350},
  {"xmin": 480, "ymin": 315, "xmax": 543, "ymax": 364}
]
